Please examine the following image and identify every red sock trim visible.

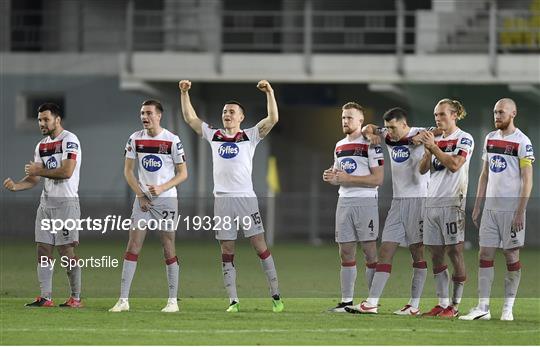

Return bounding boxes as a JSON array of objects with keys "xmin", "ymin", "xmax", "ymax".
[
  {"xmin": 433, "ymin": 264, "xmax": 448, "ymax": 274},
  {"xmin": 258, "ymin": 249, "xmax": 271, "ymax": 260},
  {"xmin": 341, "ymin": 261, "xmax": 356, "ymax": 267},
  {"xmin": 165, "ymin": 256, "xmax": 178, "ymax": 265},
  {"xmin": 413, "ymin": 261, "xmax": 428, "ymax": 269},
  {"xmin": 222, "ymin": 253, "xmax": 234, "ymax": 263},
  {"xmin": 366, "ymin": 262, "xmax": 377, "ymax": 269},
  {"xmin": 452, "ymin": 275, "xmax": 466, "ymax": 283},
  {"xmin": 124, "ymin": 252, "xmax": 138, "ymax": 261},
  {"xmin": 479, "ymin": 259, "xmax": 494, "ymax": 268},
  {"xmin": 376, "ymin": 263, "xmax": 392, "ymax": 273},
  {"xmin": 507, "ymin": 261, "xmax": 521, "ymax": 271}
]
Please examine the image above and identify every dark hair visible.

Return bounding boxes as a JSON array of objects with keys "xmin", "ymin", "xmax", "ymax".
[
  {"xmin": 383, "ymin": 107, "xmax": 407, "ymax": 122},
  {"xmin": 141, "ymin": 99, "xmax": 164, "ymax": 113},
  {"xmin": 342, "ymin": 101, "xmax": 365, "ymax": 114},
  {"xmin": 224, "ymin": 100, "xmax": 245, "ymax": 114},
  {"xmin": 37, "ymin": 103, "xmax": 62, "ymax": 118}
]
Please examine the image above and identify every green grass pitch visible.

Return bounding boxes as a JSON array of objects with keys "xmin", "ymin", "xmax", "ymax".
[{"xmin": 1, "ymin": 239, "xmax": 539, "ymax": 345}]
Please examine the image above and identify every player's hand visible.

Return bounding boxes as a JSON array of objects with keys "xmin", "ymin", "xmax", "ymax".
[
  {"xmin": 146, "ymin": 184, "xmax": 164, "ymax": 197},
  {"xmin": 179, "ymin": 80, "xmax": 191, "ymax": 92},
  {"xmin": 25, "ymin": 161, "xmax": 43, "ymax": 176},
  {"xmin": 366, "ymin": 133, "xmax": 381, "ymax": 145},
  {"xmin": 137, "ymin": 195, "xmax": 153, "ymax": 212},
  {"xmin": 511, "ymin": 210, "xmax": 525, "ymax": 233},
  {"xmin": 322, "ymin": 167, "xmax": 337, "ymax": 184},
  {"xmin": 411, "ymin": 131, "xmax": 425, "ymax": 145},
  {"xmin": 257, "ymin": 80, "xmax": 273, "ymax": 93},
  {"xmin": 334, "ymin": 170, "xmax": 350, "ymax": 185},
  {"xmin": 419, "ymin": 131, "xmax": 436, "ymax": 150},
  {"xmin": 472, "ymin": 206, "xmax": 482, "ymax": 229},
  {"xmin": 3, "ymin": 178, "xmax": 17, "ymax": 191}
]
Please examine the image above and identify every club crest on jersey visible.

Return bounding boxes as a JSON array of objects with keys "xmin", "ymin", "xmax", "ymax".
[
  {"xmin": 158, "ymin": 143, "xmax": 168, "ymax": 154},
  {"xmin": 460, "ymin": 138, "xmax": 472, "ymax": 147},
  {"xmin": 55, "ymin": 143, "xmax": 62, "ymax": 153},
  {"xmin": 46, "ymin": 157, "xmax": 58, "ymax": 169},
  {"xmin": 340, "ymin": 158, "xmax": 357, "ymax": 173},
  {"xmin": 142, "ymin": 155, "xmax": 162, "ymax": 172},
  {"xmin": 504, "ymin": 145, "xmax": 514, "ymax": 155},
  {"xmin": 218, "ymin": 143, "xmax": 239, "ymax": 159},
  {"xmin": 391, "ymin": 146, "xmax": 410, "ymax": 163},
  {"xmin": 489, "ymin": 155, "xmax": 507, "ymax": 173}
]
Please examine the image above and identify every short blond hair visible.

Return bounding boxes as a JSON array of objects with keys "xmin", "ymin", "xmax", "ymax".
[
  {"xmin": 437, "ymin": 98, "xmax": 467, "ymax": 120},
  {"xmin": 342, "ymin": 102, "xmax": 365, "ymax": 114}
]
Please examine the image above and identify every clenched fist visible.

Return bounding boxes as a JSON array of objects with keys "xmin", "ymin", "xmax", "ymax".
[
  {"xmin": 179, "ymin": 80, "xmax": 191, "ymax": 92},
  {"xmin": 3, "ymin": 178, "xmax": 17, "ymax": 191},
  {"xmin": 257, "ymin": 80, "xmax": 273, "ymax": 93}
]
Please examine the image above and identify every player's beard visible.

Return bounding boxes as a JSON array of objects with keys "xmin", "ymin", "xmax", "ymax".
[
  {"xmin": 342, "ymin": 126, "xmax": 355, "ymax": 135},
  {"xmin": 40, "ymin": 126, "xmax": 53, "ymax": 136},
  {"xmin": 495, "ymin": 118, "xmax": 511, "ymax": 130}
]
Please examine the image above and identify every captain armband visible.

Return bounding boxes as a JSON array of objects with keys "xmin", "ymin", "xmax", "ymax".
[{"xmin": 519, "ymin": 157, "xmax": 533, "ymax": 168}]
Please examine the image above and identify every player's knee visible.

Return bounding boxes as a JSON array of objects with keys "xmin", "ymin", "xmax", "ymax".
[
  {"xmin": 36, "ymin": 244, "xmax": 53, "ymax": 258},
  {"xmin": 479, "ymin": 248, "xmax": 495, "ymax": 261},
  {"xmin": 57, "ymin": 245, "xmax": 74, "ymax": 258},
  {"xmin": 503, "ymin": 249, "xmax": 520, "ymax": 264}
]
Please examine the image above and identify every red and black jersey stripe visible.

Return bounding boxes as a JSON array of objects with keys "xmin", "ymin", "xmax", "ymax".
[
  {"xmin": 211, "ymin": 130, "xmax": 250, "ymax": 143},
  {"xmin": 336, "ymin": 143, "xmax": 369, "ymax": 158},
  {"xmin": 67, "ymin": 153, "xmax": 77, "ymax": 160},
  {"xmin": 486, "ymin": 139, "xmax": 518, "ymax": 157},
  {"xmin": 436, "ymin": 139, "xmax": 458, "ymax": 153},
  {"xmin": 134, "ymin": 140, "xmax": 172, "ymax": 154},
  {"xmin": 385, "ymin": 135, "xmax": 412, "ymax": 147},
  {"xmin": 39, "ymin": 141, "xmax": 63, "ymax": 157}
]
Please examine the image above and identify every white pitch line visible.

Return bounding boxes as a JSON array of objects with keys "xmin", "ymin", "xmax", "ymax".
[{"xmin": 2, "ymin": 327, "xmax": 539, "ymax": 335}]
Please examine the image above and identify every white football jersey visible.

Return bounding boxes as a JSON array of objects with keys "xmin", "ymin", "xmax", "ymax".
[
  {"xmin": 333, "ymin": 135, "xmax": 384, "ymax": 199},
  {"xmin": 383, "ymin": 127, "xmax": 429, "ymax": 198},
  {"xmin": 426, "ymin": 128, "xmax": 474, "ymax": 207},
  {"xmin": 201, "ymin": 122, "xmax": 261, "ymax": 196},
  {"xmin": 482, "ymin": 128, "xmax": 535, "ymax": 211},
  {"xmin": 33, "ymin": 130, "xmax": 81, "ymax": 200},
  {"xmin": 125, "ymin": 128, "xmax": 185, "ymax": 198}
]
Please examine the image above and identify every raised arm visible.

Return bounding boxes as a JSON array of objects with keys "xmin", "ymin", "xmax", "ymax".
[
  {"xmin": 3, "ymin": 175, "xmax": 40, "ymax": 192},
  {"xmin": 361, "ymin": 124, "xmax": 383, "ymax": 145},
  {"xmin": 255, "ymin": 80, "xmax": 279, "ymax": 138},
  {"xmin": 179, "ymin": 80, "xmax": 203, "ymax": 136}
]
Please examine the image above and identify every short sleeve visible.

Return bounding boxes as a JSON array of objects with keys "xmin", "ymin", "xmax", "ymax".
[
  {"xmin": 201, "ymin": 122, "xmax": 216, "ymax": 142},
  {"xmin": 244, "ymin": 126, "xmax": 262, "ymax": 146},
  {"xmin": 519, "ymin": 137, "xmax": 535, "ymax": 162},
  {"xmin": 368, "ymin": 144, "xmax": 385, "ymax": 167},
  {"xmin": 455, "ymin": 134, "xmax": 474, "ymax": 159},
  {"xmin": 62, "ymin": 135, "xmax": 80, "ymax": 161},
  {"xmin": 481, "ymin": 135, "xmax": 489, "ymax": 161},
  {"xmin": 172, "ymin": 136, "xmax": 186, "ymax": 164},
  {"xmin": 125, "ymin": 135, "xmax": 136, "ymax": 159},
  {"xmin": 34, "ymin": 143, "xmax": 41, "ymax": 163}
]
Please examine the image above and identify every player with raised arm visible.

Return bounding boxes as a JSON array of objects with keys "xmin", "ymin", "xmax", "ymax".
[
  {"xmin": 346, "ymin": 107, "xmax": 430, "ymax": 315},
  {"xmin": 179, "ymin": 79, "xmax": 284, "ymax": 313},
  {"xmin": 109, "ymin": 100, "xmax": 188, "ymax": 313},
  {"xmin": 3, "ymin": 103, "xmax": 83, "ymax": 308},
  {"xmin": 460, "ymin": 98, "xmax": 534, "ymax": 321},
  {"xmin": 322, "ymin": 102, "xmax": 384, "ymax": 313},
  {"xmin": 417, "ymin": 99, "xmax": 474, "ymax": 318}
]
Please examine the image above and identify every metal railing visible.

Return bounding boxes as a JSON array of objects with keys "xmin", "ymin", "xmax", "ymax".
[{"xmin": 5, "ymin": 1, "xmax": 540, "ymax": 75}]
